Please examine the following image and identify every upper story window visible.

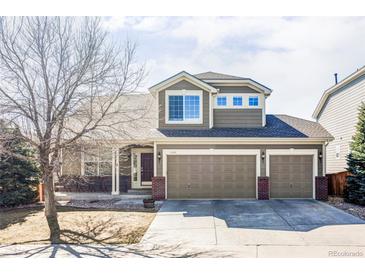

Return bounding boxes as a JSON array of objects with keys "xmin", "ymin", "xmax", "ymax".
[
  {"xmin": 249, "ymin": 96, "xmax": 259, "ymax": 106},
  {"xmin": 217, "ymin": 96, "xmax": 227, "ymax": 106},
  {"xmin": 233, "ymin": 96, "xmax": 243, "ymax": 106},
  {"xmin": 167, "ymin": 90, "xmax": 202, "ymax": 124}
]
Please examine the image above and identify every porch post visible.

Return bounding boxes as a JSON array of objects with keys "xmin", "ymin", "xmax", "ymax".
[
  {"xmin": 111, "ymin": 148, "xmax": 119, "ymax": 195},
  {"xmin": 115, "ymin": 147, "xmax": 120, "ymax": 194}
]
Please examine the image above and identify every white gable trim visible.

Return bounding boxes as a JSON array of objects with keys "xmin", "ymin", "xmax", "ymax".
[
  {"xmin": 149, "ymin": 71, "xmax": 218, "ymax": 94},
  {"xmin": 204, "ymin": 80, "xmax": 272, "ymax": 95}
]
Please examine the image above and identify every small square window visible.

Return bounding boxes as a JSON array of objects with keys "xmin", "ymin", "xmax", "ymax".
[
  {"xmin": 233, "ymin": 96, "xmax": 243, "ymax": 106},
  {"xmin": 217, "ymin": 96, "xmax": 227, "ymax": 106},
  {"xmin": 249, "ymin": 96, "xmax": 259, "ymax": 106}
]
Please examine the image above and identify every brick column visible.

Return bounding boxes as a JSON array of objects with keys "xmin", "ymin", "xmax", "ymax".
[
  {"xmin": 315, "ymin": 176, "xmax": 328, "ymax": 201},
  {"xmin": 152, "ymin": 176, "xmax": 166, "ymax": 200},
  {"xmin": 258, "ymin": 176, "xmax": 269, "ymax": 200}
]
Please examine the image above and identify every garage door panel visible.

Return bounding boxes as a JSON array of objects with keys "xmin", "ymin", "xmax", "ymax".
[
  {"xmin": 167, "ymin": 154, "xmax": 256, "ymax": 199},
  {"xmin": 270, "ymin": 155, "xmax": 313, "ymax": 199}
]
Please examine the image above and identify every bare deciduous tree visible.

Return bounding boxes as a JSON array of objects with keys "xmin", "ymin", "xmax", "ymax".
[{"xmin": 0, "ymin": 17, "xmax": 145, "ymax": 242}]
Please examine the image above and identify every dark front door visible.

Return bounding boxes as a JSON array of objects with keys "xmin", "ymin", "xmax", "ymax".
[{"xmin": 141, "ymin": 153, "xmax": 154, "ymax": 184}]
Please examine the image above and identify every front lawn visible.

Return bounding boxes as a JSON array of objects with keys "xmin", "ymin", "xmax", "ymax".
[{"xmin": 0, "ymin": 206, "xmax": 156, "ymax": 245}]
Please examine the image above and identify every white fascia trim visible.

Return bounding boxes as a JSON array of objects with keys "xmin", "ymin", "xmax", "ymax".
[
  {"xmin": 153, "ymin": 138, "xmax": 330, "ymax": 144},
  {"xmin": 312, "ymin": 66, "xmax": 365, "ymax": 119},
  {"xmin": 149, "ymin": 72, "xmax": 217, "ymax": 94},
  {"xmin": 165, "ymin": 90, "xmax": 203, "ymax": 124},
  {"xmin": 162, "ymin": 149, "xmax": 261, "ymax": 199},
  {"xmin": 266, "ymin": 149, "xmax": 318, "ymax": 199},
  {"xmin": 204, "ymin": 80, "xmax": 272, "ymax": 95}
]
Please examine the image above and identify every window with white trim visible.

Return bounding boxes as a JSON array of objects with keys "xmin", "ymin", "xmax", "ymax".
[
  {"xmin": 233, "ymin": 96, "xmax": 243, "ymax": 106},
  {"xmin": 84, "ymin": 147, "xmax": 112, "ymax": 176},
  {"xmin": 249, "ymin": 96, "xmax": 259, "ymax": 106},
  {"xmin": 217, "ymin": 96, "xmax": 227, "ymax": 106},
  {"xmin": 167, "ymin": 90, "xmax": 202, "ymax": 123}
]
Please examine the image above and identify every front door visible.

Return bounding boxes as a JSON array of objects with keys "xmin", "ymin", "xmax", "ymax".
[{"xmin": 140, "ymin": 153, "xmax": 153, "ymax": 185}]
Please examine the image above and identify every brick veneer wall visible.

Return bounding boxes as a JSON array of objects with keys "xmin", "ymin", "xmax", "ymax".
[
  {"xmin": 152, "ymin": 176, "xmax": 166, "ymax": 200},
  {"xmin": 258, "ymin": 176, "xmax": 270, "ymax": 200},
  {"xmin": 315, "ymin": 176, "xmax": 328, "ymax": 201}
]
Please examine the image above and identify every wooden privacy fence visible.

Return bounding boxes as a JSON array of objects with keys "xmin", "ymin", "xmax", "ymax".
[{"xmin": 326, "ymin": 171, "xmax": 349, "ymax": 197}]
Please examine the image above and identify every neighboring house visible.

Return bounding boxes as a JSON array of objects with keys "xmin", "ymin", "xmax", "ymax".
[
  {"xmin": 313, "ymin": 66, "xmax": 365, "ymax": 175},
  {"xmin": 59, "ymin": 71, "xmax": 332, "ymax": 200}
]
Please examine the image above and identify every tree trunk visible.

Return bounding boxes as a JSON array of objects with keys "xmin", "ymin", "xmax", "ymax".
[{"xmin": 41, "ymin": 155, "xmax": 61, "ymax": 243}]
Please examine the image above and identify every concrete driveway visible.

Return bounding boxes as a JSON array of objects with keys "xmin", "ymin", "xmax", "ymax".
[{"xmin": 142, "ymin": 200, "xmax": 365, "ymax": 257}]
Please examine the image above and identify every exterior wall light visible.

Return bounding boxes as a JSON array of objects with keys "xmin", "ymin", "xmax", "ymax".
[
  {"xmin": 319, "ymin": 151, "xmax": 323, "ymax": 159},
  {"xmin": 261, "ymin": 151, "xmax": 265, "ymax": 160},
  {"xmin": 157, "ymin": 152, "xmax": 162, "ymax": 161}
]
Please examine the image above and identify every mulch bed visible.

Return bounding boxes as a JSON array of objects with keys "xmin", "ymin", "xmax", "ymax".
[{"xmin": 326, "ymin": 196, "xmax": 365, "ymax": 221}]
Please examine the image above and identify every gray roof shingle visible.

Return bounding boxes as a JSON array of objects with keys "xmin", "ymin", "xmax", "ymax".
[
  {"xmin": 156, "ymin": 115, "xmax": 332, "ymax": 139},
  {"xmin": 194, "ymin": 71, "xmax": 247, "ymax": 80},
  {"xmin": 70, "ymin": 93, "xmax": 332, "ymax": 141}
]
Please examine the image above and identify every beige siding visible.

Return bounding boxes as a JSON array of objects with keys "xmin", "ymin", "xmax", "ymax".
[
  {"xmin": 211, "ymin": 86, "xmax": 260, "ymax": 94},
  {"xmin": 318, "ymin": 75, "xmax": 365, "ymax": 174},
  {"xmin": 156, "ymin": 144, "xmax": 323, "ymax": 177},
  {"xmin": 62, "ymin": 147, "xmax": 81, "ymax": 175},
  {"xmin": 213, "ymin": 109, "xmax": 262, "ymax": 128},
  {"xmin": 158, "ymin": 80, "xmax": 210, "ymax": 129}
]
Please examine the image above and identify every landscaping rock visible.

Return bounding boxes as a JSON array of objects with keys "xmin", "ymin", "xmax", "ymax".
[{"xmin": 326, "ymin": 196, "xmax": 365, "ymax": 220}]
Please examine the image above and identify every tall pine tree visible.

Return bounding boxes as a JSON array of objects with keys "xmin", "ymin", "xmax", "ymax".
[
  {"xmin": 345, "ymin": 102, "xmax": 365, "ymax": 205},
  {"xmin": 0, "ymin": 121, "xmax": 40, "ymax": 207}
]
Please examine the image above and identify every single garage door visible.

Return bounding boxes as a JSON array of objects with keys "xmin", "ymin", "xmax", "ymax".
[
  {"xmin": 167, "ymin": 155, "xmax": 256, "ymax": 199},
  {"xmin": 270, "ymin": 155, "xmax": 313, "ymax": 198}
]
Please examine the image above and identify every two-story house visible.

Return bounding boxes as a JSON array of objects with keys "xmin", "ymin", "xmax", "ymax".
[
  {"xmin": 313, "ymin": 66, "xmax": 365, "ymax": 175},
  {"xmin": 59, "ymin": 71, "xmax": 332, "ymax": 200}
]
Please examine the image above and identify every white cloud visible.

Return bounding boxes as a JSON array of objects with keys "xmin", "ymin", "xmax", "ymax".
[
  {"xmin": 107, "ymin": 17, "xmax": 365, "ymax": 119},
  {"xmin": 102, "ymin": 16, "xmax": 128, "ymax": 31}
]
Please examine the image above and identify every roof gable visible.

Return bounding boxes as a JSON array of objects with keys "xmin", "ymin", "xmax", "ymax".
[
  {"xmin": 150, "ymin": 70, "xmax": 272, "ymax": 96},
  {"xmin": 194, "ymin": 71, "xmax": 245, "ymax": 80},
  {"xmin": 313, "ymin": 65, "xmax": 365, "ymax": 119},
  {"xmin": 149, "ymin": 71, "xmax": 218, "ymax": 94}
]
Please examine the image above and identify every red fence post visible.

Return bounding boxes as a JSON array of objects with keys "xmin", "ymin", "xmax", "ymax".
[{"xmin": 38, "ymin": 183, "xmax": 45, "ymax": 202}]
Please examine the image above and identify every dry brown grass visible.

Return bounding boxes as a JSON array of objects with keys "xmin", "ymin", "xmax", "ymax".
[{"xmin": 0, "ymin": 207, "xmax": 156, "ymax": 244}]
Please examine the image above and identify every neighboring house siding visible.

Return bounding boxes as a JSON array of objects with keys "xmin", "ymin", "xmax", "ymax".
[
  {"xmin": 158, "ymin": 80, "xmax": 210, "ymax": 129},
  {"xmin": 213, "ymin": 109, "xmax": 262, "ymax": 128},
  {"xmin": 317, "ymin": 75, "xmax": 365, "ymax": 174},
  {"xmin": 212, "ymin": 86, "xmax": 260, "ymax": 94},
  {"xmin": 155, "ymin": 144, "xmax": 323, "ymax": 177}
]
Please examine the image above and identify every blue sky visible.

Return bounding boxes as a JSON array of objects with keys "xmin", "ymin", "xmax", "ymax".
[{"xmin": 103, "ymin": 17, "xmax": 365, "ymax": 120}]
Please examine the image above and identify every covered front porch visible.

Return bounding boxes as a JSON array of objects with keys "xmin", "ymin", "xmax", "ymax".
[{"xmin": 56, "ymin": 144, "xmax": 155, "ymax": 197}]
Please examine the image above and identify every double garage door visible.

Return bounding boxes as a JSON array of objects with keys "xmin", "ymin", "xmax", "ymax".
[
  {"xmin": 167, "ymin": 155, "xmax": 257, "ymax": 199},
  {"xmin": 166, "ymin": 152, "xmax": 314, "ymax": 199}
]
